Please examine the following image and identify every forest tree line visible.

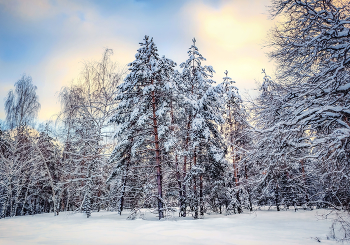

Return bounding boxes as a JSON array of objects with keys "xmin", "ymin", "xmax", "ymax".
[{"xmin": 0, "ymin": 0, "xmax": 349, "ymax": 241}]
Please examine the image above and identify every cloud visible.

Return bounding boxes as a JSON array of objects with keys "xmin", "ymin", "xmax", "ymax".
[
  {"xmin": 0, "ymin": 0, "xmax": 277, "ymax": 121},
  {"xmin": 0, "ymin": 0, "xmax": 137, "ymax": 121},
  {"xmin": 33, "ymin": 38, "xmax": 134, "ymax": 121},
  {"xmin": 0, "ymin": 0, "xmax": 53, "ymax": 20},
  {"xmin": 179, "ymin": 0, "xmax": 276, "ymax": 89}
]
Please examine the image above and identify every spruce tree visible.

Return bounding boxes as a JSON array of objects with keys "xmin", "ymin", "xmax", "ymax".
[
  {"xmin": 179, "ymin": 38, "xmax": 226, "ymax": 218},
  {"xmin": 110, "ymin": 36, "xmax": 177, "ymax": 219}
]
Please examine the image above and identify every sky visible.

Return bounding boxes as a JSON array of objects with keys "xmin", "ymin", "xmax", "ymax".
[{"xmin": 0, "ymin": 0, "xmax": 277, "ymax": 122}]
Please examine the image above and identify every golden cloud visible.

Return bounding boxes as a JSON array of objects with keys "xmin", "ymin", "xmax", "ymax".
[{"xmin": 181, "ymin": 0, "xmax": 276, "ymax": 89}]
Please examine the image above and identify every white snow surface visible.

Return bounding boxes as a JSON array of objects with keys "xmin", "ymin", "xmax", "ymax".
[{"xmin": 0, "ymin": 208, "xmax": 337, "ymax": 245}]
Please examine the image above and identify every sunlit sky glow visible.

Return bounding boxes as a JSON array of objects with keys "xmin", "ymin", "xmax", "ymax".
[{"xmin": 0, "ymin": 0, "xmax": 276, "ymax": 121}]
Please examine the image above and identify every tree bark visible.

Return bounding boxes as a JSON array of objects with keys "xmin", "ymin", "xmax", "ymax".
[
  {"xmin": 200, "ymin": 175, "xmax": 203, "ymax": 216},
  {"xmin": 151, "ymin": 82, "xmax": 163, "ymax": 219},
  {"xmin": 193, "ymin": 149, "xmax": 198, "ymax": 219},
  {"xmin": 182, "ymin": 118, "xmax": 191, "ymax": 217}
]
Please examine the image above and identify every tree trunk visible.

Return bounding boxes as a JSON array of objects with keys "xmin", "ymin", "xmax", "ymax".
[
  {"xmin": 119, "ymin": 163, "xmax": 129, "ymax": 215},
  {"xmin": 200, "ymin": 175, "xmax": 204, "ymax": 216},
  {"xmin": 300, "ymin": 160, "xmax": 309, "ymax": 204},
  {"xmin": 170, "ymin": 102, "xmax": 184, "ymax": 217},
  {"xmin": 276, "ymin": 183, "xmax": 280, "ymax": 211},
  {"xmin": 151, "ymin": 85, "xmax": 163, "ymax": 219},
  {"xmin": 176, "ymin": 155, "xmax": 184, "ymax": 217},
  {"xmin": 245, "ymin": 165, "xmax": 253, "ymax": 212},
  {"xmin": 229, "ymin": 106, "xmax": 239, "ymax": 186},
  {"xmin": 193, "ymin": 150, "xmax": 198, "ymax": 219},
  {"xmin": 182, "ymin": 118, "xmax": 191, "ymax": 217}
]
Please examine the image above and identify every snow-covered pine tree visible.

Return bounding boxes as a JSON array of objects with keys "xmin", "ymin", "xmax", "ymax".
[
  {"xmin": 109, "ymin": 36, "xmax": 177, "ymax": 219},
  {"xmin": 220, "ymin": 70, "xmax": 251, "ymax": 214},
  {"xmin": 178, "ymin": 38, "xmax": 226, "ymax": 218},
  {"xmin": 193, "ymin": 81, "xmax": 228, "ymax": 217},
  {"xmin": 157, "ymin": 59, "xmax": 183, "ymax": 215}
]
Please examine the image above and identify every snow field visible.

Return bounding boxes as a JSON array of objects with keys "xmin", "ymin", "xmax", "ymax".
[{"xmin": 0, "ymin": 209, "xmax": 338, "ymax": 245}]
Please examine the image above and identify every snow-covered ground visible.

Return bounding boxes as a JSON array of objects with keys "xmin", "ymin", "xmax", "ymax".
[{"xmin": 0, "ymin": 208, "xmax": 338, "ymax": 245}]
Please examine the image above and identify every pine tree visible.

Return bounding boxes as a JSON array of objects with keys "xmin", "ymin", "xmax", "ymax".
[
  {"xmin": 110, "ymin": 36, "xmax": 177, "ymax": 219},
  {"xmin": 178, "ymin": 38, "xmax": 227, "ymax": 218},
  {"xmin": 220, "ymin": 70, "xmax": 251, "ymax": 213}
]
